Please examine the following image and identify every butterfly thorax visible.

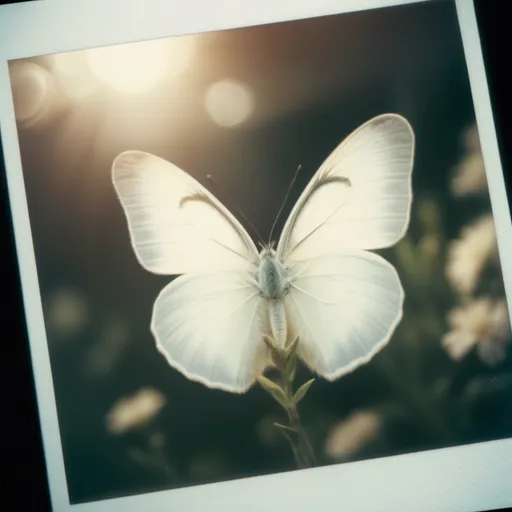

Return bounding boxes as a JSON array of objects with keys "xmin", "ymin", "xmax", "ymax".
[{"xmin": 258, "ymin": 247, "xmax": 289, "ymax": 300}]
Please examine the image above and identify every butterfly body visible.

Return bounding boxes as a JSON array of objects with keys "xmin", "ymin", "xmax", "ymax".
[
  {"xmin": 113, "ymin": 113, "xmax": 415, "ymax": 393},
  {"xmin": 257, "ymin": 247, "xmax": 290, "ymax": 300},
  {"xmin": 243, "ymin": 246, "xmax": 291, "ymax": 346}
]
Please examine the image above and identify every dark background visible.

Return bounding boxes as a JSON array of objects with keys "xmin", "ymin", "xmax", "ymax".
[{"xmin": 1, "ymin": 0, "xmax": 511, "ymax": 510}]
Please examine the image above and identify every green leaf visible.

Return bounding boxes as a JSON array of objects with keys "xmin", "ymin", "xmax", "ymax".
[
  {"xmin": 257, "ymin": 376, "xmax": 289, "ymax": 408},
  {"xmin": 262, "ymin": 335, "xmax": 279, "ymax": 352},
  {"xmin": 285, "ymin": 336, "xmax": 299, "ymax": 358},
  {"xmin": 286, "ymin": 356, "xmax": 297, "ymax": 381},
  {"xmin": 273, "ymin": 422, "xmax": 297, "ymax": 435},
  {"xmin": 293, "ymin": 378, "xmax": 315, "ymax": 405}
]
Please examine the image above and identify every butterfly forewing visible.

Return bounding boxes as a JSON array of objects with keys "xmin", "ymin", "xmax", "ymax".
[
  {"xmin": 277, "ymin": 114, "xmax": 414, "ymax": 262},
  {"xmin": 112, "ymin": 150, "xmax": 259, "ymax": 276}
]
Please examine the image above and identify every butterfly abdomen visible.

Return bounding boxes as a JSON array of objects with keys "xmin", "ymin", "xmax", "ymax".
[
  {"xmin": 268, "ymin": 299, "xmax": 287, "ymax": 347},
  {"xmin": 258, "ymin": 252, "xmax": 289, "ymax": 346}
]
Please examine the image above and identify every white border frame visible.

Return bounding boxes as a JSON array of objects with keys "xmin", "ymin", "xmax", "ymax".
[{"xmin": 1, "ymin": 0, "xmax": 511, "ymax": 511}]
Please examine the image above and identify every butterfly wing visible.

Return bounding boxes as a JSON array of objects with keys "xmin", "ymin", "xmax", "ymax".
[
  {"xmin": 285, "ymin": 252, "xmax": 403, "ymax": 380},
  {"xmin": 113, "ymin": 151, "xmax": 267, "ymax": 391},
  {"xmin": 152, "ymin": 271, "xmax": 269, "ymax": 393},
  {"xmin": 278, "ymin": 114, "xmax": 414, "ymax": 378},
  {"xmin": 113, "ymin": 150, "xmax": 259, "ymax": 275},
  {"xmin": 277, "ymin": 114, "xmax": 414, "ymax": 262}
]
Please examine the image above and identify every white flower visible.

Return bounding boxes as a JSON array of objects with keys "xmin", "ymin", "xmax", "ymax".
[
  {"xmin": 442, "ymin": 298, "xmax": 511, "ymax": 365},
  {"xmin": 450, "ymin": 125, "xmax": 488, "ymax": 197},
  {"xmin": 324, "ymin": 410, "xmax": 381, "ymax": 460},
  {"xmin": 445, "ymin": 215, "xmax": 498, "ymax": 295},
  {"xmin": 106, "ymin": 387, "xmax": 166, "ymax": 434},
  {"xmin": 464, "ymin": 123, "xmax": 481, "ymax": 153}
]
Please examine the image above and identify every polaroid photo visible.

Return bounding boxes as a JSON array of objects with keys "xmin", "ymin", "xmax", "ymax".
[{"xmin": 1, "ymin": 0, "xmax": 511, "ymax": 510}]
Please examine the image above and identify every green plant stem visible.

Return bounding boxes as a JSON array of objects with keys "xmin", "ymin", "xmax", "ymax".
[
  {"xmin": 257, "ymin": 335, "xmax": 317, "ymax": 469},
  {"xmin": 279, "ymin": 359, "xmax": 317, "ymax": 468}
]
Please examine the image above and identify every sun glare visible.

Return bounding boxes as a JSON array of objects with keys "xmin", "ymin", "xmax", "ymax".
[
  {"xmin": 10, "ymin": 62, "xmax": 53, "ymax": 125},
  {"xmin": 53, "ymin": 52, "xmax": 99, "ymax": 100},
  {"xmin": 85, "ymin": 38, "xmax": 195, "ymax": 96},
  {"xmin": 204, "ymin": 79, "xmax": 255, "ymax": 127}
]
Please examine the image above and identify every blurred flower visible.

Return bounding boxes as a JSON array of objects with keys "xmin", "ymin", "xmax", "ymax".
[
  {"xmin": 463, "ymin": 123, "xmax": 481, "ymax": 153},
  {"xmin": 45, "ymin": 288, "xmax": 88, "ymax": 340},
  {"xmin": 445, "ymin": 215, "xmax": 498, "ymax": 295},
  {"xmin": 324, "ymin": 410, "xmax": 381, "ymax": 460},
  {"xmin": 442, "ymin": 297, "xmax": 511, "ymax": 365},
  {"xmin": 106, "ymin": 387, "xmax": 166, "ymax": 435},
  {"xmin": 450, "ymin": 124, "xmax": 488, "ymax": 197}
]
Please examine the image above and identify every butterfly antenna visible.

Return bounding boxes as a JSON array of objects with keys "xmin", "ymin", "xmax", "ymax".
[
  {"xmin": 268, "ymin": 164, "xmax": 302, "ymax": 244},
  {"xmin": 206, "ymin": 174, "xmax": 265, "ymax": 246}
]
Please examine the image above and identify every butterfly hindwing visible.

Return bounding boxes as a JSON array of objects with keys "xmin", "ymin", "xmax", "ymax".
[
  {"xmin": 152, "ymin": 271, "xmax": 269, "ymax": 393},
  {"xmin": 285, "ymin": 251, "xmax": 404, "ymax": 379}
]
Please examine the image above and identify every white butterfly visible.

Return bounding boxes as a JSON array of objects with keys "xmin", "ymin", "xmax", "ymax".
[{"xmin": 112, "ymin": 113, "xmax": 414, "ymax": 393}]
